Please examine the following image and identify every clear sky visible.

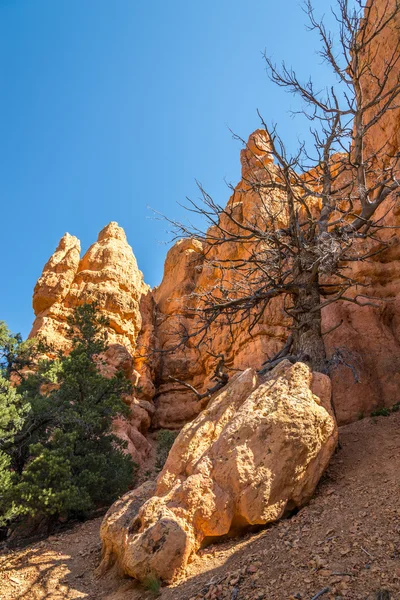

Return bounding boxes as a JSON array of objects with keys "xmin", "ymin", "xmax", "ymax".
[{"xmin": 0, "ymin": 0, "xmax": 338, "ymax": 338}]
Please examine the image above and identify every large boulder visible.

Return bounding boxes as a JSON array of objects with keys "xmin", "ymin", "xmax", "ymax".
[{"xmin": 100, "ymin": 360, "xmax": 338, "ymax": 583}]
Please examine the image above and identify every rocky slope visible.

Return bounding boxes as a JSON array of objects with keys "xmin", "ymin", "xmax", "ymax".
[{"xmin": 1, "ymin": 411, "xmax": 399, "ymax": 599}]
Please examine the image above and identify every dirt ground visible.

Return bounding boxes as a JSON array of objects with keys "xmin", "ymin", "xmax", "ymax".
[{"xmin": 1, "ymin": 412, "xmax": 399, "ymax": 600}]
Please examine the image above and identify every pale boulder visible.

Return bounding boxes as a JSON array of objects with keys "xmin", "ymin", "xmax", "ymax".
[
  {"xmin": 100, "ymin": 361, "xmax": 338, "ymax": 583},
  {"xmin": 99, "ymin": 480, "xmax": 156, "ymax": 574}
]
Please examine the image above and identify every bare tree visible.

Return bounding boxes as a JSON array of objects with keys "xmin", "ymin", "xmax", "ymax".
[{"xmin": 164, "ymin": 0, "xmax": 400, "ymax": 375}]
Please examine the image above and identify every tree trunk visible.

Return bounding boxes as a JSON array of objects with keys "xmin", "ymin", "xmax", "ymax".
[{"xmin": 292, "ymin": 275, "xmax": 327, "ymax": 373}]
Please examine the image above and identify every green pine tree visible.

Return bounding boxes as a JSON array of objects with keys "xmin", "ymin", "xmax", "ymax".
[
  {"xmin": 0, "ymin": 304, "xmax": 137, "ymax": 528},
  {"xmin": 0, "ymin": 374, "xmax": 29, "ymax": 525}
]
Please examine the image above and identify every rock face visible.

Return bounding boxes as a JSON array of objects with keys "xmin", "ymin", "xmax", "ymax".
[
  {"xmin": 153, "ymin": 156, "xmax": 400, "ymax": 428},
  {"xmin": 152, "ymin": 131, "xmax": 291, "ymax": 429},
  {"xmin": 33, "ymin": 233, "xmax": 81, "ymax": 315},
  {"xmin": 322, "ymin": 0, "xmax": 400, "ymax": 423},
  {"xmin": 100, "ymin": 361, "xmax": 338, "ymax": 583},
  {"xmin": 151, "ymin": 0, "xmax": 400, "ymax": 427},
  {"xmin": 29, "ymin": 0, "xmax": 400, "ymax": 442},
  {"xmin": 97, "ymin": 343, "xmax": 154, "ymax": 465}
]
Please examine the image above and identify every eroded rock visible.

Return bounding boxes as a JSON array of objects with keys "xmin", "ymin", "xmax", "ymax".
[
  {"xmin": 30, "ymin": 222, "xmax": 155, "ymax": 465},
  {"xmin": 151, "ymin": 0, "xmax": 400, "ymax": 427},
  {"xmin": 100, "ymin": 361, "xmax": 338, "ymax": 583}
]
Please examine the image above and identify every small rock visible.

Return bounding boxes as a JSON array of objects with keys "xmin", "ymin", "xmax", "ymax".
[
  {"xmin": 247, "ymin": 565, "xmax": 258, "ymax": 574},
  {"xmin": 231, "ymin": 586, "xmax": 239, "ymax": 600}
]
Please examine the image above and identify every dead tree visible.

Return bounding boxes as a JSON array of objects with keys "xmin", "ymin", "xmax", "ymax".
[{"xmin": 164, "ymin": 0, "xmax": 400, "ymax": 375}]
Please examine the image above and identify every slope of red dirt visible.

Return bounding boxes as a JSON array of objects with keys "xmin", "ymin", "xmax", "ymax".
[{"xmin": 1, "ymin": 412, "xmax": 399, "ymax": 600}]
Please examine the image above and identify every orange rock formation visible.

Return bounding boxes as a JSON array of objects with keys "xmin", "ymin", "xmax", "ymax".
[
  {"xmin": 152, "ymin": 0, "xmax": 400, "ymax": 426},
  {"xmin": 31, "ymin": 222, "xmax": 148, "ymax": 354},
  {"xmin": 29, "ymin": 0, "xmax": 400, "ymax": 445},
  {"xmin": 100, "ymin": 361, "xmax": 338, "ymax": 583},
  {"xmin": 30, "ymin": 222, "xmax": 154, "ymax": 464}
]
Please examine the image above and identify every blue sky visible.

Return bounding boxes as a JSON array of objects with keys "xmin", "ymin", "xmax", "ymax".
[{"xmin": 0, "ymin": 0, "xmax": 338, "ymax": 337}]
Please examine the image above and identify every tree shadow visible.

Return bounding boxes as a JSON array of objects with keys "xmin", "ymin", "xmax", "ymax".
[{"xmin": 0, "ymin": 520, "xmax": 106, "ymax": 600}]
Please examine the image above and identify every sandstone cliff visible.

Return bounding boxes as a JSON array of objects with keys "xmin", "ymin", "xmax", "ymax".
[
  {"xmin": 152, "ymin": 0, "xmax": 400, "ymax": 427},
  {"xmin": 29, "ymin": 0, "xmax": 400, "ymax": 438},
  {"xmin": 153, "ymin": 131, "xmax": 400, "ymax": 427}
]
